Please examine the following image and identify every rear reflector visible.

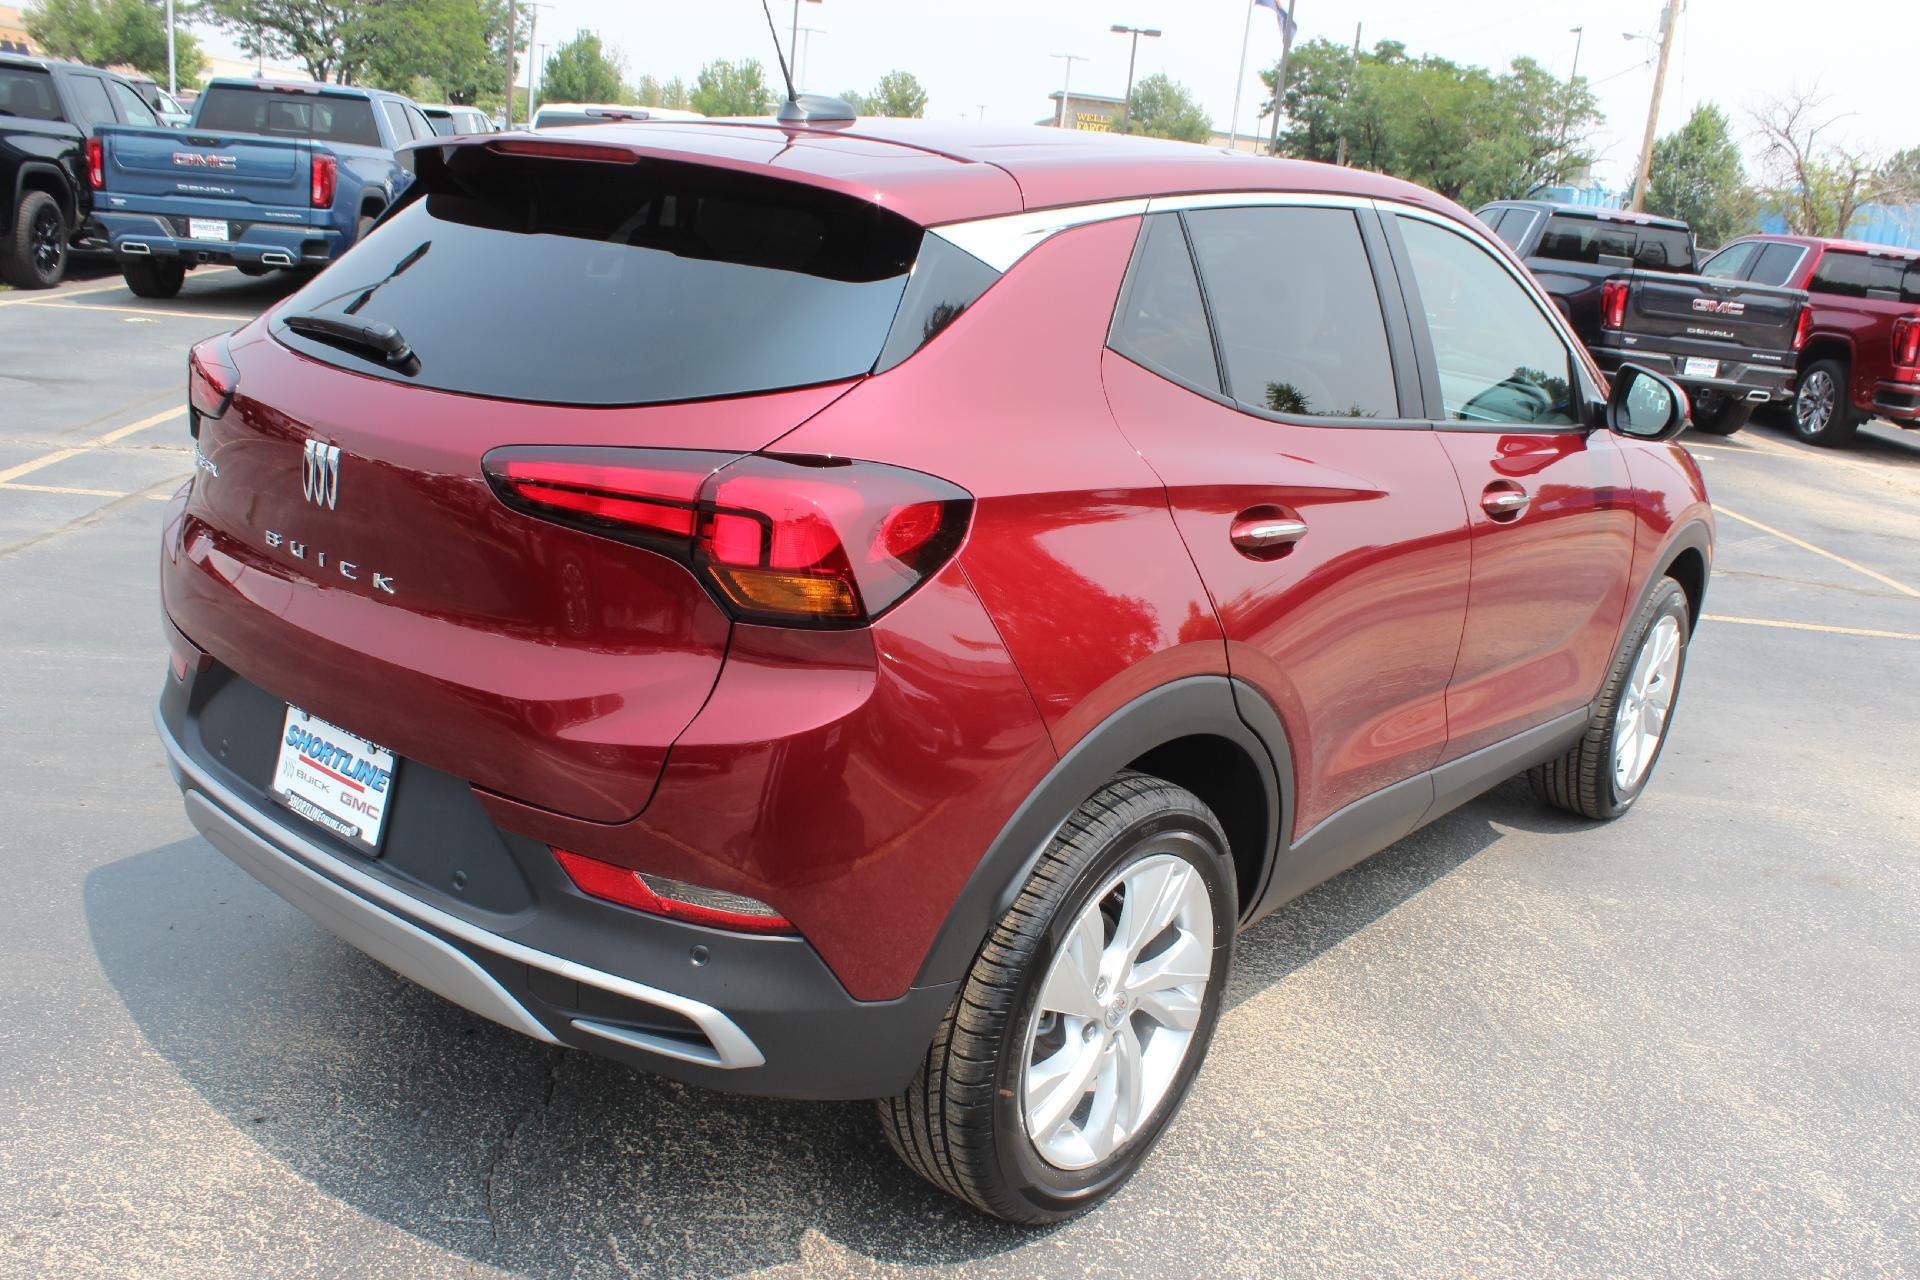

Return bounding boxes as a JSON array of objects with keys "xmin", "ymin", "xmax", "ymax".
[
  {"xmin": 552, "ymin": 849, "xmax": 794, "ymax": 934},
  {"xmin": 186, "ymin": 332, "xmax": 240, "ymax": 428},
  {"xmin": 484, "ymin": 447, "xmax": 971, "ymax": 628},
  {"xmin": 1601, "ymin": 279, "xmax": 1629, "ymax": 330}
]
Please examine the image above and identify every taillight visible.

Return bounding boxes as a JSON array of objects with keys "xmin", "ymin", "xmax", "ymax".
[
  {"xmin": 552, "ymin": 849, "xmax": 794, "ymax": 934},
  {"xmin": 1893, "ymin": 316, "xmax": 1920, "ymax": 368},
  {"xmin": 186, "ymin": 332, "xmax": 240, "ymax": 432},
  {"xmin": 1793, "ymin": 305, "xmax": 1812, "ymax": 354},
  {"xmin": 311, "ymin": 153, "xmax": 336, "ymax": 209},
  {"xmin": 483, "ymin": 447, "xmax": 972, "ymax": 628},
  {"xmin": 1601, "ymin": 278, "xmax": 1629, "ymax": 330},
  {"xmin": 85, "ymin": 137, "xmax": 104, "ymax": 189}
]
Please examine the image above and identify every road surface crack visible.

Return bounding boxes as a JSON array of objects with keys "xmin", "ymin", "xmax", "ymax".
[{"xmin": 483, "ymin": 1047, "xmax": 567, "ymax": 1244}]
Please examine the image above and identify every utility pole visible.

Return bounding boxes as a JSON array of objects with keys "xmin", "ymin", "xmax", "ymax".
[
  {"xmin": 503, "ymin": 0, "xmax": 517, "ymax": 127},
  {"xmin": 1110, "ymin": 25, "xmax": 1161, "ymax": 129},
  {"xmin": 1268, "ymin": 0, "xmax": 1297, "ymax": 156},
  {"xmin": 1628, "ymin": 0, "xmax": 1679, "ymax": 211},
  {"xmin": 1568, "ymin": 26, "xmax": 1584, "ymax": 84},
  {"xmin": 523, "ymin": 3, "xmax": 548, "ymax": 119},
  {"xmin": 1050, "ymin": 53, "xmax": 1086, "ymax": 129},
  {"xmin": 1228, "ymin": 1, "xmax": 1254, "ymax": 151},
  {"xmin": 165, "ymin": 0, "xmax": 176, "ymax": 96},
  {"xmin": 1334, "ymin": 21, "xmax": 1359, "ymax": 166}
]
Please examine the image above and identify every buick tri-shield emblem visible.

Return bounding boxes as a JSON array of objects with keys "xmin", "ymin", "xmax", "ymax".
[{"xmin": 302, "ymin": 440, "xmax": 341, "ymax": 509}]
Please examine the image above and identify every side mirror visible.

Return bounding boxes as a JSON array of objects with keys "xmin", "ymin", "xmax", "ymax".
[{"xmin": 1605, "ymin": 363, "xmax": 1689, "ymax": 442}]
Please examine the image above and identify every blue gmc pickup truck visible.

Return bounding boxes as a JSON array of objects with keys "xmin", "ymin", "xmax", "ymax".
[{"xmin": 90, "ymin": 79, "xmax": 430, "ymax": 297}]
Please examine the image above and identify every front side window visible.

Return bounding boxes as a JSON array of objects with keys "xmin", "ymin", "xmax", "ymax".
[
  {"xmin": 1397, "ymin": 216, "xmax": 1578, "ymax": 428},
  {"xmin": 1184, "ymin": 205, "xmax": 1399, "ymax": 419},
  {"xmin": 1699, "ymin": 241, "xmax": 1759, "ymax": 280},
  {"xmin": 1108, "ymin": 214, "xmax": 1219, "ymax": 394}
]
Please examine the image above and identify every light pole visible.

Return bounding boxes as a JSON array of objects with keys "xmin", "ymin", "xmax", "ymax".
[
  {"xmin": 1568, "ymin": 25, "xmax": 1584, "ymax": 83},
  {"xmin": 1049, "ymin": 52, "xmax": 1086, "ymax": 128},
  {"xmin": 523, "ymin": 3, "xmax": 548, "ymax": 118},
  {"xmin": 791, "ymin": 0, "xmax": 821, "ymax": 84},
  {"xmin": 165, "ymin": 0, "xmax": 176, "ymax": 96},
  {"xmin": 504, "ymin": 0, "xmax": 517, "ymax": 127},
  {"xmin": 796, "ymin": 25, "xmax": 824, "ymax": 90},
  {"xmin": 1109, "ymin": 24, "xmax": 1160, "ymax": 128}
]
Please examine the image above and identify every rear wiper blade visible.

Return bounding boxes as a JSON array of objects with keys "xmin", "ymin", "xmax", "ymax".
[{"xmin": 283, "ymin": 312, "xmax": 417, "ymax": 370}]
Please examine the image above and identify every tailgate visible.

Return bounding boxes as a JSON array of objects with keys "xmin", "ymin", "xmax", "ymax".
[
  {"xmin": 99, "ymin": 123, "xmax": 311, "ymax": 208},
  {"xmin": 1626, "ymin": 272, "xmax": 1807, "ymax": 354}
]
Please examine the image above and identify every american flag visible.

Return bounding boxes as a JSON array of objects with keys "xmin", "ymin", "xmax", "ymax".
[{"xmin": 1254, "ymin": 0, "xmax": 1298, "ymax": 45}]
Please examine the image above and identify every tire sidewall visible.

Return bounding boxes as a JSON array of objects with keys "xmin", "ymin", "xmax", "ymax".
[
  {"xmin": 1794, "ymin": 360, "xmax": 1850, "ymax": 444},
  {"xmin": 988, "ymin": 806, "xmax": 1235, "ymax": 1218},
  {"xmin": 1592, "ymin": 583, "xmax": 1691, "ymax": 817},
  {"xmin": 14, "ymin": 191, "xmax": 67, "ymax": 288}
]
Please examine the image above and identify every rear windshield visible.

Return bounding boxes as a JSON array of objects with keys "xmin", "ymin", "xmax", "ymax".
[
  {"xmin": 1536, "ymin": 214, "xmax": 1694, "ymax": 271},
  {"xmin": 0, "ymin": 66, "xmax": 62, "ymax": 122},
  {"xmin": 194, "ymin": 85, "xmax": 381, "ymax": 146},
  {"xmin": 1810, "ymin": 250, "xmax": 1920, "ymax": 303},
  {"xmin": 271, "ymin": 147, "xmax": 998, "ymax": 405}
]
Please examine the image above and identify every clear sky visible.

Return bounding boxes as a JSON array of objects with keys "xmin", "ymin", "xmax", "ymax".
[{"xmin": 206, "ymin": 0, "xmax": 1917, "ymax": 190}]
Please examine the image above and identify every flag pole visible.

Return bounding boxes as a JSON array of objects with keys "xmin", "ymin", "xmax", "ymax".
[
  {"xmin": 1227, "ymin": 0, "xmax": 1255, "ymax": 152},
  {"xmin": 1269, "ymin": 0, "xmax": 1298, "ymax": 156}
]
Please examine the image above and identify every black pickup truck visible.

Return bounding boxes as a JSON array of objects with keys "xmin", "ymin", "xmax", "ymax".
[
  {"xmin": 0, "ymin": 52, "xmax": 162, "ymax": 287},
  {"xmin": 1588, "ymin": 270, "xmax": 1809, "ymax": 436},
  {"xmin": 1476, "ymin": 200, "xmax": 1699, "ymax": 345}
]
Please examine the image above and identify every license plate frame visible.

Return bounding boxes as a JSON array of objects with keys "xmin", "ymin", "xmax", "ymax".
[
  {"xmin": 270, "ymin": 705, "xmax": 397, "ymax": 854},
  {"xmin": 188, "ymin": 218, "xmax": 230, "ymax": 243},
  {"xmin": 1682, "ymin": 357, "xmax": 1720, "ymax": 379}
]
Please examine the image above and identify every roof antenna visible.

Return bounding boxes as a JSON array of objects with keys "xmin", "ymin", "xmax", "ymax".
[{"xmin": 758, "ymin": 0, "xmax": 856, "ymax": 124}]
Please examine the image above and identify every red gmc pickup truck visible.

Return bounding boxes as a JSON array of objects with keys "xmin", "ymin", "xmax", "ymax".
[{"xmin": 1698, "ymin": 234, "xmax": 1920, "ymax": 445}]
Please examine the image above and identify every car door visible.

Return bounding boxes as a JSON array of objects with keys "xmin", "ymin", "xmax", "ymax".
[
  {"xmin": 1383, "ymin": 209, "xmax": 1636, "ymax": 760},
  {"xmin": 1100, "ymin": 204, "xmax": 1472, "ymax": 841}
]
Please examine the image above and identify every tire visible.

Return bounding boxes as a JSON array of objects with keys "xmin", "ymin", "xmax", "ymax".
[
  {"xmin": 1530, "ymin": 578, "xmax": 1691, "ymax": 821},
  {"xmin": 121, "ymin": 257, "xmax": 186, "ymax": 299},
  {"xmin": 234, "ymin": 264, "xmax": 272, "ymax": 278},
  {"xmin": 2, "ymin": 190, "xmax": 69, "ymax": 289},
  {"xmin": 356, "ymin": 214, "xmax": 376, "ymax": 242},
  {"xmin": 1689, "ymin": 397, "xmax": 1751, "ymax": 436},
  {"xmin": 879, "ymin": 772, "xmax": 1236, "ymax": 1223},
  {"xmin": 1792, "ymin": 359, "xmax": 1861, "ymax": 446}
]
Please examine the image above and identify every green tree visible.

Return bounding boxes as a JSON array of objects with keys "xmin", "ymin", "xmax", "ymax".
[
  {"xmin": 203, "ymin": 0, "xmax": 375, "ymax": 83},
  {"xmin": 539, "ymin": 32, "xmax": 623, "ymax": 105},
  {"xmin": 363, "ymin": 0, "xmax": 516, "ymax": 103},
  {"xmin": 865, "ymin": 69, "xmax": 926, "ymax": 118},
  {"xmin": 1752, "ymin": 89, "xmax": 1920, "ymax": 236},
  {"xmin": 24, "ymin": 0, "xmax": 203, "ymax": 82},
  {"xmin": 1644, "ymin": 104, "xmax": 1754, "ymax": 248},
  {"xmin": 691, "ymin": 58, "xmax": 772, "ymax": 117},
  {"xmin": 838, "ymin": 88, "xmax": 872, "ymax": 115},
  {"xmin": 634, "ymin": 73, "xmax": 691, "ymax": 110},
  {"xmin": 1113, "ymin": 73, "xmax": 1210, "ymax": 143}
]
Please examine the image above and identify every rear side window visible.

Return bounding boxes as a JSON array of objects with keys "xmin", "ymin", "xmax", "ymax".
[
  {"xmin": 272, "ymin": 149, "xmax": 930, "ymax": 406},
  {"xmin": 1184, "ymin": 206, "xmax": 1399, "ymax": 419},
  {"xmin": 108, "ymin": 79, "xmax": 158, "ymax": 126},
  {"xmin": 0, "ymin": 67, "xmax": 62, "ymax": 121},
  {"xmin": 874, "ymin": 232, "xmax": 999, "ymax": 373},
  {"xmin": 1109, "ymin": 214, "xmax": 1219, "ymax": 394},
  {"xmin": 63, "ymin": 74, "xmax": 115, "ymax": 129},
  {"xmin": 194, "ymin": 86, "xmax": 380, "ymax": 146},
  {"xmin": 1491, "ymin": 208, "xmax": 1537, "ymax": 250},
  {"xmin": 1538, "ymin": 214, "xmax": 1692, "ymax": 271},
  {"xmin": 1749, "ymin": 243, "xmax": 1805, "ymax": 286},
  {"xmin": 1699, "ymin": 242, "xmax": 1758, "ymax": 279}
]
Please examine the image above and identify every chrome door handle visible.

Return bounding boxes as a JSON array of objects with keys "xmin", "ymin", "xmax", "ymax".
[
  {"xmin": 1480, "ymin": 488, "xmax": 1530, "ymax": 519},
  {"xmin": 1230, "ymin": 516, "xmax": 1308, "ymax": 551}
]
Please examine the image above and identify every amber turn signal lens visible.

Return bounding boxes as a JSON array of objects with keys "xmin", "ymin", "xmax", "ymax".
[{"xmin": 707, "ymin": 566, "xmax": 861, "ymax": 618}]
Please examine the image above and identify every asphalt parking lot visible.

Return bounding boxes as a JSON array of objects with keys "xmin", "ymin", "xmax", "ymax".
[{"xmin": 2, "ymin": 265, "xmax": 1917, "ymax": 1280}]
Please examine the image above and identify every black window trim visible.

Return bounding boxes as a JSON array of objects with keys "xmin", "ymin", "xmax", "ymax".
[
  {"xmin": 1381, "ymin": 205, "xmax": 1603, "ymax": 434},
  {"xmin": 1105, "ymin": 202, "xmax": 1432, "ymax": 432}
]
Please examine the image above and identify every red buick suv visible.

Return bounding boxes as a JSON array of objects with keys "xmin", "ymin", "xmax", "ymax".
[{"xmin": 156, "ymin": 119, "xmax": 1712, "ymax": 1223}]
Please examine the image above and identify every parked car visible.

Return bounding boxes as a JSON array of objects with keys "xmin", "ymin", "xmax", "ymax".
[
  {"xmin": 530, "ymin": 102, "xmax": 704, "ymax": 127},
  {"xmin": 156, "ymin": 122, "xmax": 1712, "ymax": 1224},
  {"xmin": 1476, "ymin": 199, "xmax": 1699, "ymax": 344},
  {"xmin": 419, "ymin": 103, "xmax": 495, "ymax": 136},
  {"xmin": 1698, "ymin": 234, "xmax": 1920, "ymax": 445},
  {"xmin": 125, "ymin": 74, "xmax": 191, "ymax": 127},
  {"xmin": 0, "ymin": 51, "xmax": 164, "ymax": 287},
  {"xmin": 90, "ymin": 78, "xmax": 429, "ymax": 298},
  {"xmin": 1585, "ymin": 264, "xmax": 1808, "ymax": 436}
]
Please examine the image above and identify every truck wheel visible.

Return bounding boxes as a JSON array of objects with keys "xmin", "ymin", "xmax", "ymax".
[
  {"xmin": 1793, "ymin": 359, "xmax": 1861, "ymax": 446},
  {"xmin": 122, "ymin": 257, "xmax": 187, "ymax": 299},
  {"xmin": 2, "ymin": 191, "xmax": 68, "ymax": 289},
  {"xmin": 1690, "ymin": 398, "xmax": 1751, "ymax": 436},
  {"xmin": 879, "ymin": 773, "xmax": 1235, "ymax": 1223},
  {"xmin": 1530, "ymin": 578, "xmax": 1691, "ymax": 821}
]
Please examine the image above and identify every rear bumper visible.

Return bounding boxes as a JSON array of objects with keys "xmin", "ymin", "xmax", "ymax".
[
  {"xmin": 1872, "ymin": 379, "xmax": 1920, "ymax": 423},
  {"xmin": 154, "ymin": 668, "xmax": 956, "ymax": 1099},
  {"xmin": 96, "ymin": 210, "xmax": 343, "ymax": 267},
  {"xmin": 1591, "ymin": 343, "xmax": 1796, "ymax": 401}
]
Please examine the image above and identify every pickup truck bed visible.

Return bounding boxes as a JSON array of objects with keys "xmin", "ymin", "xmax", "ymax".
[{"xmin": 1589, "ymin": 270, "xmax": 1808, "ymax": 436}]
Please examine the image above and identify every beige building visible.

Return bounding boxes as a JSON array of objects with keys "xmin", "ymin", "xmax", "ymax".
[{"xmin": 1, "ymin": 5, "xmax": 41, "ymax": 56}]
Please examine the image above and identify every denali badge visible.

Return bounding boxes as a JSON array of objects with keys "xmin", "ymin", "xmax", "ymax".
[
  {"xmin": 302, "ymin": 439, "xmax": 341, "ymax": 509},
  {"xmin": 173, "ymin": 152, "xmax": 238, "ymax": 170},
  {"xmin": 1692, "ymin": 298, "xmax": 1746, "ymax": 316},
  {"xmin": 264, "ymin": 531, "xmax": 396, "ymax": 595}
]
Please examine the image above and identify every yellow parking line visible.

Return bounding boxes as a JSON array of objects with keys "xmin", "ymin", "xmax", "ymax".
[
  {"xmin": 0, "ymin": 481, "xmax": 129, "ymax": 498},
  {"xmin": 1715, "ymin": 505, "xmax": 1919, "ymax": 599},
  {"xmin": 0, "ymin": 405, "xmax": 186, "ymax": 485},
  {"xmin": 0, "ymin": 278, "xmax": 130, "ymax": 306},
  {"xmin": 1704, "ymin": 614, "xmax": 1920, "ymax": 642},
  {"xmin": 1, "ymin": 299, "xmax": 243, "ymax": 323}
]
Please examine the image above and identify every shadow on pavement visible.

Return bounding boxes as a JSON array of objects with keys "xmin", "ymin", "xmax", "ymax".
[{"xmin": 86, "ymin": 777, "xmax": 1561, "ymax": 1277}]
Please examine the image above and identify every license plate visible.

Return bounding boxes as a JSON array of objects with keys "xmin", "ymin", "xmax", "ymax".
[
  {"xmin": 188, "ymin": 218, "xmax": 230, "ymax": 242},
  {"xmin": 1683, "ymin": 357, "xmax": 1720, "ymax": 379},
  {"xmin": 271, "ymin": 706, "xmax": 396, "ymax": 852}
]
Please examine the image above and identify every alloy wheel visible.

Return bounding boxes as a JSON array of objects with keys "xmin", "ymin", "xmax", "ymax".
[
  {"xmin": 1796, "ymin": 369, "xmax": 1835, "ymax": 435},
  {"xmin": 1020, "ymin": 852, "xmax": 1214, "ymax": 1171},
  {"xmin": 1612, "ymin": 614, "xmax": 1681, "ymax": 792},
  {"xmin": 30, "ymin": 205, "xmax": 64, "ymax": 279}
]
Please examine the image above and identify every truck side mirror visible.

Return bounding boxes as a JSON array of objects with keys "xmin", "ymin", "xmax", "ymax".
[{"xmin": 1606, "ymin": 364, "xmax": 1689, "ymax": 442}]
